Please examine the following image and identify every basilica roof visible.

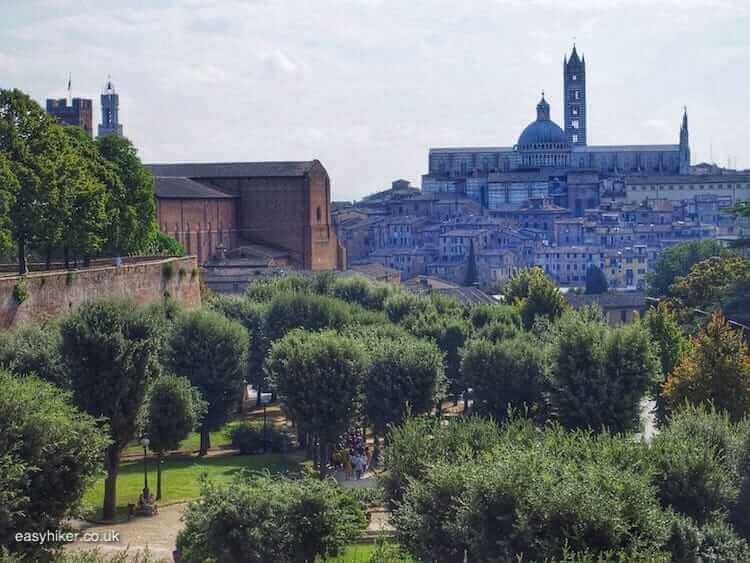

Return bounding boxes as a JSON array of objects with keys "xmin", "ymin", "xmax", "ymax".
[{"xmin": 517, "ymin": 94, "xmax": 567, "ymax": 147}]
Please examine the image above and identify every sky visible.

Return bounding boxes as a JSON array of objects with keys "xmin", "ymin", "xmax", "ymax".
[{"xmin": 1, "ymin": 0, "xmax": 749, "ymax": 201}]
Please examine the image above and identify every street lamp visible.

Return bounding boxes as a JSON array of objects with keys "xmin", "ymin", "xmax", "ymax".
[{"xmin": 141, "ymin": 436, "xmax": 150, "ymax": 500}]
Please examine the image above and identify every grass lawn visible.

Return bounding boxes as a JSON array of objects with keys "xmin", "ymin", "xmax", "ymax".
[
  {"xmin": 321, "ymin": 543, "xmax": 412, "ymax": 562},
  {"xmin": 82, "ymin": 453, "xmax": 298, "ymax": 520},
  {"xmin": 122, "ymin": 421, "xmax": 241, "ymax": 456}
]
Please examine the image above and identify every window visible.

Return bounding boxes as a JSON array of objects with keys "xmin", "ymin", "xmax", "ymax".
[
  {"xmin": 316, "ymin": 206, "xmax": 322, "ymax": 223},
  {"xmin": 571, "ymin": 119, "xmax": 580, "ymax": 129},
  {"xmin": 574, "ymin": 90, "xmax": 580, "ymax": 100},
  {"xmin": 572, "ymin": 134, "xmax": 579, "ymax": 143},
  {"xmin": 572, "ymin": 74, "xmax": 577, "ymax": 81},
  {"xmin": 572, "ymin": 106, "xmax": 579, "ymax": 116}
]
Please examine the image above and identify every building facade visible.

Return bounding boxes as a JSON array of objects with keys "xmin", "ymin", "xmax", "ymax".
[
  {"xmin": 421, "ymin": 45, "xmax": 691, "ymax": 215},
  {"xmin": 46, "ymin": 97, "xmax": 93, "ymax": 137},
  {"xmin": 149, "ymin": 160, "xmax": 342, "ymax": 270}
]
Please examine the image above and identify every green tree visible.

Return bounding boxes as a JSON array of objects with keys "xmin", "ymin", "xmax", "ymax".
[
  {"xmin": 0, "ymin": 320, "xmax": 68, "ymax": 387},
  {"xmin": 62, "ymin": 299, "xmax": 162, "ymax": 520},
  {"xmin": 365, "ymin": 337, "xmax": 445, "ymax": 438},
  {"xmin": 548, "ymin": 308, "xmax": 660, "ymax": 433},
  {"xmin": 0, "ymin": 90, "xmax": 66, "ymax": 273},
  {"xmin": 209, "ymin": 294, "xmax": 269, "ymax": 405},
  {"xmin": 266, "ymin": 329, "xmax": 367, "ymax": 474},
  {"xmin": 671, "ymin": 255, "xmax": 750, "ymax": 310},
  {"xmin": 176, "ymin": 473, "xmax": 366, "ymax": 563},
  {"xmin": 142, "ymin": 374, "xmax": 206, "ymax": 499},
  {"xmin": 96, "ymin": 134, "xmax": 157, "ymax": 255},
  {"xmin": 461, "ymin": 336, "xmax": 547, "ymax": 421},
  {"xmin": 504, "ymin": 267, "xmax": 568, "ymax": 329},
  {"xmin": 265, "ymin": 292, "xmax": 352, "ymax": 341},
  {"xmin": 642, "ymin": 303, "xmax": 689, "ymax": 424},
  {"xmin": 0, "ymin": 155, "xmax": 18, "ymax": 258},
  {"xmin": 0, "ymin": 371, "xmax": 109, "ymax": 557},
  {"xmin": 165, "ymin": 309, "xmax": 248, "ymax": 456},
  {"xmin": 662, "ymin": 312, "xmax": 750, "ymax": 422},
  {"xmin": 647, "ymin": 239, "xmax": 728, "ymax": 297},
  {"xmin": 585, "ymin": 264, "xmax": 608, "ymax": 294}
]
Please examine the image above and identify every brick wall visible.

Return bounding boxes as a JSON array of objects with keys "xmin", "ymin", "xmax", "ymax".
[{"xmin": 0, "ymin": 256, "xmax": 201, "ymax": 329}]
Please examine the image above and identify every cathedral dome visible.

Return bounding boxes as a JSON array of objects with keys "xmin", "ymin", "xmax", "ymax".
[
  {"xmin": 518, "ymin": 120, "xmax": 567, "ymax": 146},
  {"xmin": 517, "ymin": 94, "xmax": 568, "ymax": 147}
]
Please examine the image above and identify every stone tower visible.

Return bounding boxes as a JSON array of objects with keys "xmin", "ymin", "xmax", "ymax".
[
  {"xmin": 563, "ymin": 45, "xmax": 586, "ymax": 146},
  {"xmin": 679, "ymin": 107, "xmax": 690, "ymax": 174},
  {"xmin": 98, "ymin": 77, "xmax": 123, "ymax": 138}
]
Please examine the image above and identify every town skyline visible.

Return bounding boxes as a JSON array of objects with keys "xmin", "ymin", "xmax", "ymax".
[{"xmin": 2, "ymin": 0, "xmax": 749, "ymax": 200}]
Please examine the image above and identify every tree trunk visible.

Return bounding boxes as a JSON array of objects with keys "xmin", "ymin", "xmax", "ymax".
[
  {"xmin": 156, "ymin": 452, "xmax": 163, "ymax": 500},
  {"xmin": 199, "ymin": 426, "xmax": 211, "ymax": 456},
  {"xmin": 17, "ymin": 239, "xmax": 27, "ymax": 276},
  {"xmin": 102, "ymin": 446, "xmax": 121, "ymax": 521}
]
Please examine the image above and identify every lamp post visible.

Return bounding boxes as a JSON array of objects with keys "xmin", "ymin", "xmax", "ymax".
[{"xmin": 141, "ymin": 436, "xmax": 150, "ymax": 500}]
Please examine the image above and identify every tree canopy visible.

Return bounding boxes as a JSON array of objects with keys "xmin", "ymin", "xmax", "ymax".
[{"xmin": 647, "ymin": 239, "xmax": 728, "ymax": 297}]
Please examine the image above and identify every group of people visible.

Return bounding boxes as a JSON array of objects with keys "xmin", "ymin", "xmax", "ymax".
[{"xmin": 331, "ymin": 430, "xmax": 372, "ymax": 480}]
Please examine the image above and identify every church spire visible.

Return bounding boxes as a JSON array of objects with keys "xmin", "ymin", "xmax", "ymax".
[{"xmin": 679, "ymin": 106, "xmax": 690, "ymax": 174}]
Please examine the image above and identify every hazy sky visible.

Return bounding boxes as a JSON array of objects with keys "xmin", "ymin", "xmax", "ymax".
[{"xmin": 2, "ymin": 0, "xmax": 749, "ymax": 200}]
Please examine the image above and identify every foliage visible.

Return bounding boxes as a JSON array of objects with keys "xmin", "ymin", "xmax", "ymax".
[
  {"xmin": 265, "ymin": 292, "xmax": 352, "ymax": 341},
  {"xmin": 175, "ymin": 472, "xmax": 366, "ymax": 563},
  {"xmin": 461, "ymin": 335, "xmax": 547, "ymax": 421},
  {"xmin": 383, "ymin": 291, "xmax": 428, "ymax": 324},
  {"xmin": 228, "ymin": 421, "xmax": 291, "ymax": 454},
  {"xmin": 161, "ymin": 261, "xmax": 174, "ymax": 281},
  {"xmin": 547, "ymin": 308, "xmax": 660, "ymax": 432},
  {"xmin": 504, "ymin": 267, "xmax": 568, "ymax": 329},
  {"xmin": 642, "ymin": 303, "xmax": 689, "ymax": 424},
  {"xmin": 330, "ymin": 275, "xmax": 394, "ymax": 310},
  {"xmin": 467, "ymin": 303, "xmax": 520, "ymax": 332},
  {"xmin": 0, "ymin": 371, "xmax": 109, "ymax": 557},
  {"xmin": 96, "ymin": 134, "xmax": 157, "ymax": 255},
  {"xmin": 364, "ymin": 337, "xmax": 445, "ymax": 436},
  {"xmin": 647, "ymin": 239, "xmax": 728, "ymax": 297},
  {"xmin": 142, "ymin": 374, "xmax": 206, "ymax": 498},
  {"xmin": 245, "ymin": 274, "xmax": 313, "ymax": 303},
  {"xmin": 61, "ymin": 299, "xmax": 162, "ymax": 520},
  {"xmin": 380, "ymin": 416, "xmax": 503, "ymax": 505},
  {"xmin": 671, "ymin": 255, "xmax": 750, "ymax": 309},
  {"xmin": 11, "ymin": 278, "xmax": 27, "ymax": 303},
  {"xmin": 585, "ymin": 264, "xmax": 608, "ymax": 294},
  {"xmin": 0, "ymin": 155, "xmax": 18, "ymax": 257},
  {"xmin": 0, "ymin": 320, "xmax": 68, "ymax": 387},
  {"xmin": 165, "ymin": 308, "xmax": 248, "ymax": 455},
  {"xmin": 266, "ymin": 329, "xmax": 367, "ymax": 472},
  {"xmin": 391, "ymin": 420, "xmax": 667, "ymax": 562},
  {"xmin": 662, "ymin": 312, "xmax": 750, "ymax": 422},
  {"xmin": 209, "ymin": 294, "xmax": 269, "ymax": 397},
  {"xmin": 145, "ymin": 231, "xmax": 185, "ymax": 256}
]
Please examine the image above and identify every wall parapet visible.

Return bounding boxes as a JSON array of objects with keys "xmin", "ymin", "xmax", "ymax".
[{"xmin": 0, "ymin": 256, "xmax": 201, "ymax": 329}]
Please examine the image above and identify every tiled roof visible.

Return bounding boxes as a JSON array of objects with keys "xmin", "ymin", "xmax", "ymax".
[
  {"xmin": 154, "ymin": 177, "xmax": 237, "ymax": 199},
  {"xmin": 147, "ymin": 161, "xmax": 317, "ymax": 178}
]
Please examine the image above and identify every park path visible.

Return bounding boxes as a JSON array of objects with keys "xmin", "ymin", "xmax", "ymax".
[
  {"xmin": 65, "ymin": 504, "xmax": 183, "ymax": 561},
  {"xmin": 65, "ymin": 469, "xmax": 392, "ymax": 560}
]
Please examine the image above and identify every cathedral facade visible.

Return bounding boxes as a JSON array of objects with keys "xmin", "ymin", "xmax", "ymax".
[{"xmin": 422, "ymin": 46, "xmax": 691, "ymax": 216}]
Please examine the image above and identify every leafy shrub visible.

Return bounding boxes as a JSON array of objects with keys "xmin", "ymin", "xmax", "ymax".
[
  {"xmin": 12, "ymin": 278, "xmax": 28, "ymax": 303},
  {"xmin": 0, "ymin": 321, "xmax": 68, "ymax": 387},
  {"xmin": 650, "ymin": 405, "xmax": 741, "ymax": 524},
  {"xmin": 383, "ymin": 291, "xmax": 428, "ymax": 324},
  {"xmin": 178, "ymin": 267, "xmax": 187, "ymax": 279},
  {"xmin": 391, "ymin": 421, "xmax": 668, "ymax": 563},
  {"xmin": 331, "ymin": 275, "xmax": 394, "ymax": 310},
  {"xmin": 228, "ymin": 421, "xmax": 291, "ymax": 454},
  {"xmin": 176, "ymin": 472, "xmax": 366, "ymax": 563},
  {"xmin": 381, "ymin": 416, "xmax": 504, "ymax": 505},
  {"xmin": 147, "ymin": 231, "xmax": 186, "ymax": 256},
  {"xmin": 265, "ymin": 292, "xmax": 352, "ymax": 341}
]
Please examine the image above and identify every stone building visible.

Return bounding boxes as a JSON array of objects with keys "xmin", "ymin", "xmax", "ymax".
[
  {"xmin": 421, "ymin": 45, "xmax": 691, "ymax": 214},
  {"xmin": 46, "ymin": 97, "xmax": 93, "ymax": 137},
  {"xmin": 149, "ymin": 160, "xmax": 342, "ymax": 270}
]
